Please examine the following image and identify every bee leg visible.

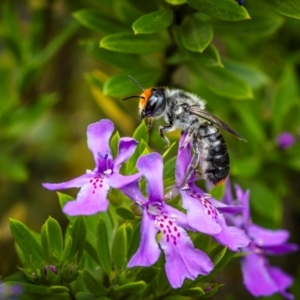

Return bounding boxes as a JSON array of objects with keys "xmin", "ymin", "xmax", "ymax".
[
  {"xmin": 180, "ymin": 123, "xmax": 198, "ymax": 149},
  {"xmin": 159, "ymin": 124, "xmax": 176, "ymax": 148},
  {"xmin": 178, "ymin": 136, "xmax": 200, "ymax": 188}
]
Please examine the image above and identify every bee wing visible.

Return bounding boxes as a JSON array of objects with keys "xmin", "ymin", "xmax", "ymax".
[{"xmin": 190, "ymin": 106, "xmax": 247, "ymax": 142}]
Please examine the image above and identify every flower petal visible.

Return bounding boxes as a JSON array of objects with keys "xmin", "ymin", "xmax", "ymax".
[
  {"xmin": 181, "ymin": 192, "xmax": 222, "ymax": 235},
  {"xmin": 163, "ymin": 204, "xmax": 191, "ymax": 230},
  {"xmin": 160, "ymin": 227, "xmax": 213, "ymax": 288},
  {"xmin": 87, "ymin": 119, "xmax": 114, "ymax": 164},
  {"xmin": 42, "ymin": 173, "xmax": 91, "ymax": 190},
  {"xmin": 222, "ymin": 178, "xmax": 234, "ymax": 205},
  {"xmin": 106, "ymin": 172, "xmax": 142, "ymax": 189},
  {"xmin": 263, "ymin": 243, "xmax": 298, "ymax": 255},
  {"xmin": 241, "ymin": 253, "xmax": 278, "ymax": 297},
  {"xmin": 120, "ymin": 181, "xmax": 147, "ymax": 205},
  {"xmin": 63, "ymin": 180, "xmax": 110, "ymax": 215},
  {"xmin": 214, "ymin": 214, "xmax": 250, "ymax": 251},
  {"xmin": 137, "ymin": 153, "xmax": 163, "ymax": 202},
  {"xmin": 128, "ymin": 211, "xmax": 160, "ymax": 267},
  {"xmin": 268, "ymin": 266, "xmax": 294, "ymax": 299},
  {"xmin": 234, "ymin": 185, "xmax": 250, "ymax": 228},
  {"xmin": 248, "ymin": 224, "xmax": 290, "ymax": 247},
  {"xmin": 175, "ymin": 134, "xmax": 192, "ymax": 186},
  {"xmin": 209, "ymin": 198, "xmax": 244, "ymax": 214},
  {"xmin": 114, "ymin": 138, "xmax": 138, "ymax": 171}
]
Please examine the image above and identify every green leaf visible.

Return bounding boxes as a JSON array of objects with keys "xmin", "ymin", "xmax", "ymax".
[
  {"xmin": 136, "ymin": 267, "xmax": 160, "ymax": 283},
  {"xmin": 114, "ymin": 281, "xmax": 147, "ymax": 293},
  {"xmin": 127, "ymin": 222, "xmax": 141, "ymax": 261},
  {"xmin": 262, "ymin": 0, "xmax": 300, "ymax": 19},
  {"xmin": 73, "ymin": 9, "xmax": 127, "ymax": 34},
  {"xmin": 96, "ymin": 216, "xmax": 111, "ymax": 277},
  {"xmin": 80, "ymin": 270, "xmax": 108, "ymax": 295},
  {"xmin": 223, "ymin": 59, "xmax": 270, "ymax": 89},
  {"xmin": 165, "ymin": 0, "xmax": 187, "ymax": 5},
  {"xmin": 212, "ymin": 13, "xmax": 283, "ymax": 37},
  {"xmin": 187, "ymin": 0, "xmax": 250, "ymax": 21},
  {"xmin": 100, "ymin": 31, "xmax": 170, "ymax": 54},
  {"xmin": 41, "ymin": 217, "xmax": 63, "ymax": 263},
  {"xmin": 103, "ymin": 68, "xmax": 162, "ymax": 98},
  {"xmin": 10, "ymin": 219, "xmax": 43, "ymax": 268},
  {"xmin": 115, "ymin": 207, "xmax": 136, "ymax": 220},
  {"xmin": 110, "ymin": 131, "xmax": 120, "ymax": 158},
  {"xmin": 179, "ymin": 287, "xmax": 205, "ymax": 297},
  {"xmin": 272, "ymin": 64, "xmax": 299, "ymax": 133},
  {"xmin": 180, "ymin": 16, "xmax": 213, "ymax": 52},
  {"xmin": 231, "ymin": 156, "xmax": 261, "ymax": 178},
  {"xmin": 210, "ymin": 183, "xmax": 225, "ymax": 200},
  {"xmin": 68, "ymin": 217, "xmax": 87, "ymax": 263},
  {"xmin": 192, "ymin": 233, "xmax": 211, "ymax": 252},
  {"xmin": 189, "ymin": 65, "xmax": 253, "ymax": 99},
  {"xmin": 112, "ymin": 224, "xmax": 127, "ymax": 271},
  {"xmin": 132, "ymin": 8, "xmax": 173, "ymax": 34}
]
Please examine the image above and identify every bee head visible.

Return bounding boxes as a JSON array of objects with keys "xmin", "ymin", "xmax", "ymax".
[{"xmin": 122, "ymin": 76, "xmax": 166, "ymax": 119}]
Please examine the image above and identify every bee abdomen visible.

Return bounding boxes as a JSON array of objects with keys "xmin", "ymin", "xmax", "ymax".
[{"xmin": 198, "ymin": 123, "xmax": 230, "ymax": 185}]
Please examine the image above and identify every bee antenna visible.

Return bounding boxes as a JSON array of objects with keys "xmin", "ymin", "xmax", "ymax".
[
  {"xmin": 128, "ymin": 75, "xmax": 145, "ymax": 92},
  {"xmin": 122, "ymin": 95, "xmax": 145, "ymax": 101}
]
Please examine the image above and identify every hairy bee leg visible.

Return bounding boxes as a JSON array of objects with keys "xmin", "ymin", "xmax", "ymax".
[
  {"xmin": 177, "ymin": 136, "xmax": 200, "ymax": 188},
  {"xmin": 180, "ymin": 123, "xmax": 198, "ymax": 149},
  {"xmin": 159, "ymin": 124, "xmax": 176, "ymax": 148}
]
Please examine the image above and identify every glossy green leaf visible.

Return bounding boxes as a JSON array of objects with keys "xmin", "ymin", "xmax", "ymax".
[
  {"xmin": 132, "ymin": 8, "xmax": 173, "ymax": 34},
  {"xmin": 165, "ymin": 0, "xmax": 187, "ymax": 5},
  {"xmin": 189, "ymin": 65, "xmax": 253, "ymax": 99},
  {"xmin": 80, "ymin": 270, "xmax": 108, "ymax": 295},
  {"xmin": 223, "ymin": 59, "xmax": 270, "ymax": 89},
  {"xmin": 10, "ymin": 219, "xmax": 43, "ymax": 268},
  {"xmin": 114, "ymin": 281, "xmax": 147, "ymax": 293},
  {"xmin": 112, "ymin": 224, "xmax": 127, "ymax": 271},
  {"xmin": 115, "ymin": 207, "xmax": 136, "ymax": 220},
  {"xmin": 68, "ymin": 217, "xmax": 87, "ymax": 263},
  {"xmin": 185, "ymin": 45, "xmax": 223, "ymax": 67},
  {"xmin": 180, "ymin": 16, "xmax": 213, "ymax": 52},
  {"xmin": 212, "ymin": 13, "xmax": 283, "ymax": 37},
  {"xmin": 272, "ymin": 65, "xmax": 299, "ymax": 133},
  {"xmin": 103, "ymin": 68, "xmax": 162, "ymax": 97},
  {"xmin": 96, "ymin": 216, "xmax": 111, "ymax": 277},
  {"xmin": 187, "ymin": 0, "xmax": 250, "ymax": 21},
  {"xmin": 73, "ymin": 9, "xmax": 127, "ymax": 34},
  {"xmin": 41, "ymin": 217, "xmax": 63, "ymax": 263},
  {"xmin": 262, "ymin": 0, "xmax": 300, "ymax": 19},
  {"xmin": 100, "ymin": 32, "xmax": 170, "ymax": 54}
]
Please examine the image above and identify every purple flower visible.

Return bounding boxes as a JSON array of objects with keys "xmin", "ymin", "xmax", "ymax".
[
  {"xmin": 277, "ymin": 132, "xmax": 295, "ymax": 149},
  {"xmin": 43, "ymin": 119, "xmax": 141, "ymax": 216},
  {"xmin": 121, "ymin": 152, "xmax": 214, "ymax": 288},
  {"xmin": 174, "ymin": 135, "xmax": 250, "ymax": 252},
  {"xmin": 225, "ymin": 184, "xmax": 298, "ymax": 299}
]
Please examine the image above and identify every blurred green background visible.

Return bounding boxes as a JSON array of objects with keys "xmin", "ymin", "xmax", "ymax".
[{"xmin": 1, "ymin": 0, "xmax": 300, "ymax": 299}]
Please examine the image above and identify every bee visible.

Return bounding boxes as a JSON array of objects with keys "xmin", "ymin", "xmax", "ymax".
[{"xmin": 122, "ymin": 76, "xmax": 247, "ymax": 187}]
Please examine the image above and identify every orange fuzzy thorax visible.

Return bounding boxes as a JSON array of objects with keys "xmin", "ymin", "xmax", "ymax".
[{"xmin": 138, "ymin": 88, "xmax": 152, "ymax": 110}]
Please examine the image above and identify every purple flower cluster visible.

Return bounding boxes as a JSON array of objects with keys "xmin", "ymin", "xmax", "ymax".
[
  {"xmin": 223, "ymin": 181, "xmax": 298, "ymax": 299},
  {"xmin": 43, "ymin": 119, "xmax": 297, "ymax": 295}
]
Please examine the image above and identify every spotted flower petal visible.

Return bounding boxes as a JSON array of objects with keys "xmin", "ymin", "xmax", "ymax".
[
  {"xmin": 63, "ymin": 178, "xmax": 110, "ymax": 215},
  {"xmin": 161, "ymin": 228, "xmax": 213, "ymax": 289},
  {"xmin": 181, "ymin": 191, "xmax": 222, "ymax": 235}
]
